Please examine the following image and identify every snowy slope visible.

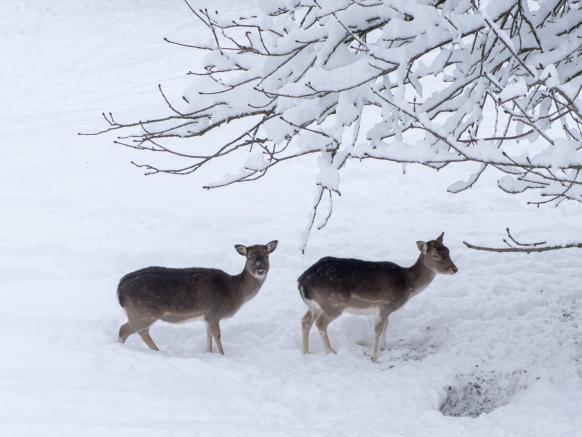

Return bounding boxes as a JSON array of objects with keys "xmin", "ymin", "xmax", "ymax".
[{"xmin": 1, "ymin": 1, "xmax": 581, "ymax": 436}]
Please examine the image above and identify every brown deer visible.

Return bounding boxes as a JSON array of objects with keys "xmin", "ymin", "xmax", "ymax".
[
  {"xmin": 298, "ymin": 233, "xmax": 457, "ymax": 361},
  {"xmin": 117, "ymin": 241, "xmax": 278, "ymax": 354}
]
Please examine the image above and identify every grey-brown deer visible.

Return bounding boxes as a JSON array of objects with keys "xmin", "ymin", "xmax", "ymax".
[
  {"xmin": 117, "ymin": 241, "xmax": 278, "ymax": 353},
  {"xmin": 298, "ymin": 233, "xmax": 457, "ymax": 361}
]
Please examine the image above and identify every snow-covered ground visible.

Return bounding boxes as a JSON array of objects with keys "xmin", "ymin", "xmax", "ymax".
[{"xmin": 1, "ymin": 1, "xmax": 581, "ymax": 435}]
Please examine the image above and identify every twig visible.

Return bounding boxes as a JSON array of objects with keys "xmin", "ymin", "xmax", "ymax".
[{"xmin": 464, "ymin": 240, "xmax": 582, "ymax": 253}]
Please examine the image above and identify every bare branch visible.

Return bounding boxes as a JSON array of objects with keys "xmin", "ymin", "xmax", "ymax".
[{"xmin": 464, "ymin": 241, "xmax": 582, "ymax": 253}]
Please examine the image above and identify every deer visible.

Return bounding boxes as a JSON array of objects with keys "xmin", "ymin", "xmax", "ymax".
[
  {"xmin": 117, "ymin": 241, "xmax": 278, "ymax": 354},
  {"xmin": 298, "ymin": 233, "xmax": 457, "ymax": 362}
]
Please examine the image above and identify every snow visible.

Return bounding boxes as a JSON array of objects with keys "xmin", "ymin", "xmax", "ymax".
[
  {"xmin": 245, "ymin": 152, "xmax": 268, "ymax": 172},
  {"xmin": 1, "ymin": 1, "xmax": 582, "ymax": 436},
  {"xmin": 498, "ymin": 78, "xmax": 528, "ymax": 102},
  {"xmin": 531, "ymin": 138, "xmax": 582, "ymax": 170},
  {"xmin": 316, "ymin": 154, "xmax": 340, "ymax": 191}
]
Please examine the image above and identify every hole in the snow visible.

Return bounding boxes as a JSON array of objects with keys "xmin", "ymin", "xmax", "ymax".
[{"xmin": 440, "ymin": 369, "xmax": 528, "ymax": 417}]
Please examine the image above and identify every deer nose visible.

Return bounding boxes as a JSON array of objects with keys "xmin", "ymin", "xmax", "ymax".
[{"xmin": 449, "ymin": 265, "xmax": 458, "ymax": 274}]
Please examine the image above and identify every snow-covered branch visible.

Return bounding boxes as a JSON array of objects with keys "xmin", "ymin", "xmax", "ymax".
[{"xmin": 88, "ymin": 0, "xmax": 582, "ymax": 248}]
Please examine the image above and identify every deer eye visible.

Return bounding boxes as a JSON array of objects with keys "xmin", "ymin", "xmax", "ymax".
[{"xmin": 432, "ymin": 254, "xmax": 442, "ymax": 260}]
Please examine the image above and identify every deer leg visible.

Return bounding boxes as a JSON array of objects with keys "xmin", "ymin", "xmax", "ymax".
[
  {"xmin": 315, "ymin": 314, "xmax": 338, "ymax": 354},
  {"xmin": 206, "ymin": 324, "xmax": 213, "ymax": 353},
  {"xmin": 138, "ymin": 328, "xmax": 160, "ymax": 352},
  {"xmin": 208, "ymin": 320, "xmax": 224, "ymax": 355},
  {"xmin": 380, "ymin": 317, "xmax": 390, "ymax": 351},
  {"xmin": 301, "ymin": 310, "xmax": 316, "ymax": 354},
  {"xmin": 117, "ymin": 322, "xmax": 136, "ymax": 344},
  {"xmin": 371, "ymin": 316, "xmax": 389, "ymax": 362},
  {"xmin": 122, "ymin": 312, "xmax": 159, "ymax": 351}
]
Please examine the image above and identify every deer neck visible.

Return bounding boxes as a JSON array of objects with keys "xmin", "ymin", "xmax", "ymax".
[
  {"xmin": 406, "ymin": 254, "xmax": 436, "ymax": 296},
  {"xmin": 233, "ymin": 266, "xmax": 264, "ymax": 303}
]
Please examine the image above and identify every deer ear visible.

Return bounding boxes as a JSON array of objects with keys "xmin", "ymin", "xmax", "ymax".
[
  {"xmin": 266, "ymin": 240, "xmax": 278, "ymax": 253},
  {"xmin": 234, "ymin": 245, "xmax": 248, "ymax": 256},
  {"xmin": 416, "ymin": 241, "xmax": 428, "ymax": 253},
  {"xmin": 436, "ymin": 232, "xmax": 444, "ymax": 242}
]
